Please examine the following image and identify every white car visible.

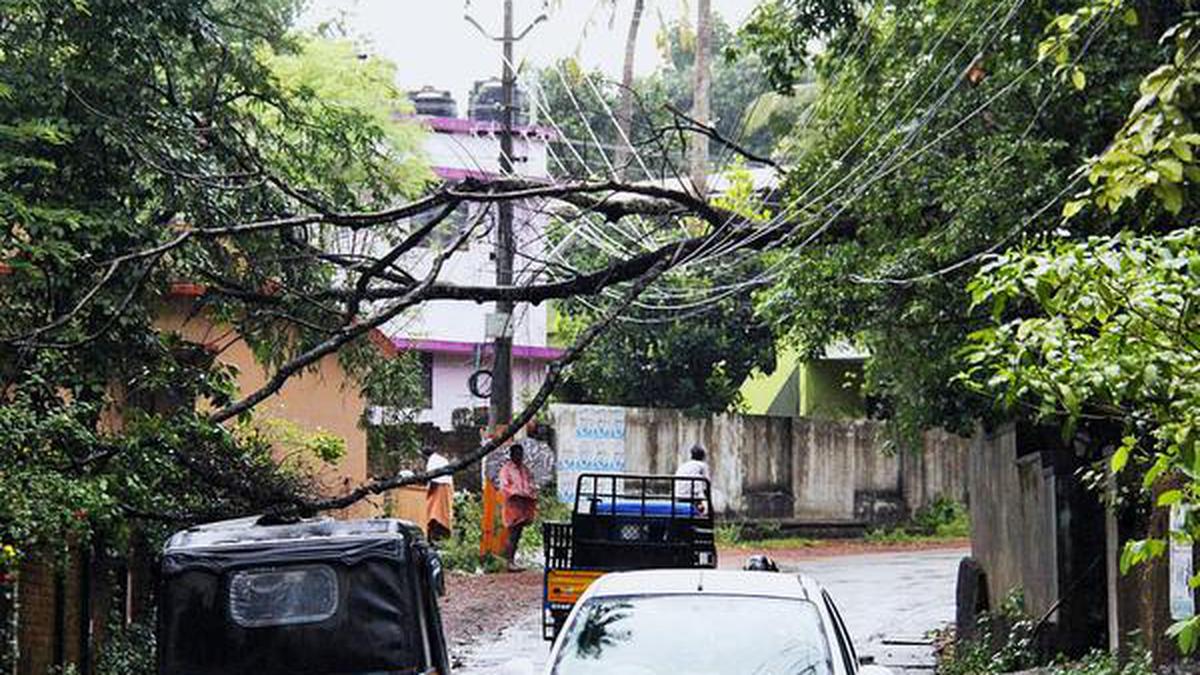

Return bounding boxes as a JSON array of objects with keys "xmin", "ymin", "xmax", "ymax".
[{"xmin": 539, "ymin": 569, "xmax": 893, "ymax": 675}]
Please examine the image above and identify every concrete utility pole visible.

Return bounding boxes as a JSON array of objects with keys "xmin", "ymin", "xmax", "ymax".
[{"xmin": 465, "ymin": 1, "xmax": 545, "ymax": 431}]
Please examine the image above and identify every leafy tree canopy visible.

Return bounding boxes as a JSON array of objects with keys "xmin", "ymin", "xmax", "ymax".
[
  {"xmin": 961, "ymin": 3, "xmax": 1200, "ymax": 651},
  {"xmin": 534, "ymin": 13, "xmax": 784, "ymax": 413},
  {"xmin": 753, "ymin": 0, "xmax": 1177, "ymax": 442},
  {"xmin": 0, "ymin": 0, "xmax": 428, "ymax": 564},
  {"xmin": 554, "ymin": 245, "xmax": 776, "ymax": 413}
]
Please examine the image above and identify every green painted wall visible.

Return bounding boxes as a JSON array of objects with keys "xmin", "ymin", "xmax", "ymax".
[
  {"xmin": 739, "ymin": 345, "xmax": 865, "ymax": 419},
  {"xmin": 798, "ymin": 359, "xmax": 865, "ymax": 419}
]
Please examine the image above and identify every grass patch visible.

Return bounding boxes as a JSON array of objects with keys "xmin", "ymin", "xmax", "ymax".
[{"xmin": 715, "ymin": 521, "xmax": 815, "ymax": 550}]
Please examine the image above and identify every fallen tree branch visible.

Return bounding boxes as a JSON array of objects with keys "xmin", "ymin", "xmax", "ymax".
[
  {"xmin": 207, "ymin": 210, "xmax": 482, "ymax": 424},
  {"xmin": 299, "ymin": 246, "xmax": 679, "ymax": 513}
]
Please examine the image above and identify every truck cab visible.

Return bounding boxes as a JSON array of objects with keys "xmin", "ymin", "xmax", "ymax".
[{"xmin": 157, "ymin": 517, "xmax": 449, "ymax": 674}]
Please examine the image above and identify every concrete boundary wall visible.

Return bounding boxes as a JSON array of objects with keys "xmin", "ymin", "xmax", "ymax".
[{"xmin": 550, "ymin": 404, "xmax": 971, "ymax": 521}]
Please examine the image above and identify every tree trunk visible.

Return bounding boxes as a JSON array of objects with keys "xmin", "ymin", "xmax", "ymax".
[
  {"xmin": 615, "ymin": 0, "xmax": 646, "ymax": 178},
  {"xmin": 689, "ymin": 0, "xmax": 711, "ymax": 195}
]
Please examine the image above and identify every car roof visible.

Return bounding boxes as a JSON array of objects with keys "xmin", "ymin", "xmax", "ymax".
[{"xmin": 582, "ymin": 569, "xmax": 822, "ymax": 601}]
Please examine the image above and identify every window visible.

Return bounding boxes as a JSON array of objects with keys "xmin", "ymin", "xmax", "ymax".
[
  {"xmin": 229, "ymin": 565, "xmax": 339, "ymax": 628},
  {"xmin": 552, "ymin": 594, "xmax": 833, "ymax": 675},
  {"xmin": 419, "ymin": 352, "xmax": 434, "ymax": 409}
]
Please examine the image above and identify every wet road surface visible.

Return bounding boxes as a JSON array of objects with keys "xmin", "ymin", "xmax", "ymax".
[{"xmin": 452, "ymin": 546, "xmax": 968, "ymax": 673}]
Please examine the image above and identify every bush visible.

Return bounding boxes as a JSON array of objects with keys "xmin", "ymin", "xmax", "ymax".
[
  {"xmin": 96, "ymin": 621, "xmax": 156, "ymax": 675},
  {"xmin": 938, "ymin": 591, "xmax": 1040, "ymax": 675},
  {"xmin": 914, "ymin": 497, "xmax": 971, "ymax": 538},
  {"xmin": 867, "ymin": 496, "xmax": 970, "ymax": 543},
  {"xmin": 437, "ymin": 486, "xmax": 569, "ymax": 573},
  {"xmin": 939, "ymin": 586, "xmax": 1154, "ymax": 675},
  {"xmin": 716, "ymin": 522, "xmax": 746, "ymax": 547},
  {"xmin": 437, "ymin": 491, "xmax": 491, "ymax": 572},
  {"xmin": 1053, "ymin": 650, "xmax": 1152, "ymax": 675}
]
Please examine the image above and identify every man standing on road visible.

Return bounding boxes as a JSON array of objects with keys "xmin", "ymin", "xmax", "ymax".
[
  {"xmin": 675, "ymin": 444, "xmax": 710, "ymax": 513},
  {"xmin": 498, "ymin": 442, "xmax": 538, "ymax": 572},
  {"xmin": 424, "ymin": 445, "xmax": 454, "ymax": 542}
]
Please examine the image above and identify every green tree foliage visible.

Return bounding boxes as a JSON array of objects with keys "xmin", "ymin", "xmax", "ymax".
[
  {"xmin": 753, "ymin": 0, "xmax": 1177, "ymax": 442},
  {"xmin": 551, "ymin": 167, "xmax": 776, "ymax": 413},
  {"xmin": 733, "ymin": 0, "xmax": 857, "ymax": 94},
  {"xmin": 555, "ymin": 288, "xmax": 776, "ymax": 413},
  {"xmin": 535, "ymin": 15, "xmax": 782, "ymax": 413},
  {"xmin": 962, "ymin": 3, "xmax": 1200, "ymax": 651},
  {"xmin": 0, "ymin": 0, "xmax": 428, "ymax": 568},
  {"xmin": 259, "ymin": 36, "xmax": 430, "ymax": 198}
]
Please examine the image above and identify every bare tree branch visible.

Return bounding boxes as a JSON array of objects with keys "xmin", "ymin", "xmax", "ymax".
[
  {"xmin": 207, "ymin": 210, "xmax": 481, "ymax": 424},
  {"xmin": 663, "ymin": 103, "xmax": 780, "ymax": 169},
  {"xmin": 343, "ymin": 200, "xmax": 464, "ymax": 323}
]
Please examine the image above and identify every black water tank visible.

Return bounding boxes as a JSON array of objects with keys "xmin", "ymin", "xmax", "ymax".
[
  {"xmin": 468, "ymin": 78, "xmax": 529, "ymax": 125},
  {"xmin": 408, "ymin": 86, "xmax": 458, "ymax": 118}
]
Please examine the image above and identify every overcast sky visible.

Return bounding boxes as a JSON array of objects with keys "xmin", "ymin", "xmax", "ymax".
[{"xmin": 301, "ymin": 1, "xmax": 761, "ymax": 112}]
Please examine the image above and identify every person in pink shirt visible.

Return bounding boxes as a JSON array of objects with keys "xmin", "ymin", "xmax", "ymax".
[{"xmin": 498, "ymin": 443, "xmax": 538, "ymax": 571}]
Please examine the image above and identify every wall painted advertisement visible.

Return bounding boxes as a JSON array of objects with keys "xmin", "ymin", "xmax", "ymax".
[{"xmin": 551, "ymin": 404, "xmax": 627, "ymax": 504}]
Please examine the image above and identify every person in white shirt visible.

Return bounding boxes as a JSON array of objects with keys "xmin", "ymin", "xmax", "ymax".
[
  {"xmin": 423, "ymin": 446, "xmax": 454, "ymax": 541},
  {"xmin": 674, "ymin": 444, "xmax": 711, "ymax": 512}
]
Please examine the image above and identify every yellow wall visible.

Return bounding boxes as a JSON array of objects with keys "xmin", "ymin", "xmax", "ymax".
[{"xmin": 154, "ymin": 298, "xmax": 378, "ymax": 517}]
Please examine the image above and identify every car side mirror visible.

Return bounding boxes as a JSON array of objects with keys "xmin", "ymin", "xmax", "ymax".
[
  {"xmin": 859, "ymin": 665, "xmax": 894, "ymax": 675},
  {"xmin": 499, "ymin": 657, "xmax": 535, "ymax": 675}
]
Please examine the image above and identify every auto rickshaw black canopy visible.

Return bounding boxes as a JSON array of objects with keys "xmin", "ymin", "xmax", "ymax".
[{"xmin": 159, "ymin": 517, "xmax": 438, "ymax": 675}]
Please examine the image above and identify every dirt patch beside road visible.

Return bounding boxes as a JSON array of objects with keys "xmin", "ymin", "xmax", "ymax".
[{"xmin": 442, "ymin": 570, "xmax": 543, "ymax": 648}]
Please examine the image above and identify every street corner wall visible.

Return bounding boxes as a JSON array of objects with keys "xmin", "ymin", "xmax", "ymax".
[
  {"xmin": 616, "ymin": 407, "xmax": 792, "ymax": 516},
  {"xmin": 791, "ymin": 419, "xmax": 973, "ymax": 523},
  {"xmin": 965, "ymin": 425, "xmax": 1060, "ymax": 617},
  {"xmin": 550, "ymin": 403, "xmax": 971, "ymax": 522},
  {"xmin": 792, "ymin": 418, "xmax": 893, "ymax": 522}
]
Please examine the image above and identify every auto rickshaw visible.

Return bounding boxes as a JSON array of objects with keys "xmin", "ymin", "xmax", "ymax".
[{"xmin": 157, "ymin": 516, "xmax": 449, "ymax": 675}]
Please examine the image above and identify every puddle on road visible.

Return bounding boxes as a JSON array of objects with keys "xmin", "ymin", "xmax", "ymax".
[{"xmin": 453, "ymin": 610, "xmax": 550, "ymax": 674}]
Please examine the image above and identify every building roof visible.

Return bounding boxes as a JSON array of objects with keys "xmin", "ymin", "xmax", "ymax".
[
  {"xmin": 583, "ymin": 569, "xmax": 818, "ymax": 601},
  {"xmin": 393, "ymin": 336, "xmax": 564, "ymax": 362}
]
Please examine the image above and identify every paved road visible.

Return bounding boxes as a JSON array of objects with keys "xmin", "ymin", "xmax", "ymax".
[{"xmin": 453, "ymin": 547, "xmax": 968, "ymax": 674}]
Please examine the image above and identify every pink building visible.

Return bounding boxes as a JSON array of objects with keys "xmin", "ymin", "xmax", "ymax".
[{"xmin": 381, "ymin": 114, "xmax": 564, "ymax": 430}]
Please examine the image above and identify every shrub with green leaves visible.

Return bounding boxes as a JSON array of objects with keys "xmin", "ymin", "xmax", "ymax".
[
  {"xmin": 961, "ymin": 2, "xmax": 1200, "ymax": 655},
  {"xmin": 938, "ymin": 591, "xmax": 1041, "ymax": 675}
]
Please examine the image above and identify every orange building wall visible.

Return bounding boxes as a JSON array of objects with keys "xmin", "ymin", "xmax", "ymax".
[{"xmin": 154, "ymin": 298, "xmax": 380, "ymax": 517}]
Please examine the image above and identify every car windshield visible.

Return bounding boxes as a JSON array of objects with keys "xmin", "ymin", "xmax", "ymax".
[{"xmin": 551, "ymin": 594, "xmax": 834, "ymax": 675}]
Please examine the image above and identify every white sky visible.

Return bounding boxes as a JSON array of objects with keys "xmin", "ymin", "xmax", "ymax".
[{"xmin": 300, "ymin": 1, "xmax": 761, "ymax": 112}]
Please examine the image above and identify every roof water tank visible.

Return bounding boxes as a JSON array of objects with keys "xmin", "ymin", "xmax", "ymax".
[
  {"xmin": 408, "ymin": 86, "xmax": 458, "ymax": 118},
  {"xmin": 468, "ymin": 78, "xmax": 529, "ymax": 126}
]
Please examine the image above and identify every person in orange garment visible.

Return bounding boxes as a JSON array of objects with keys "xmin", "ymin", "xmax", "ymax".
[
  {"xmin": 423, "ymin": 445, "xmax": 453, "ymax": 542},
  {"xmin": 497, "ymin": 442, "xmax": 538, "ymax": 572}
]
